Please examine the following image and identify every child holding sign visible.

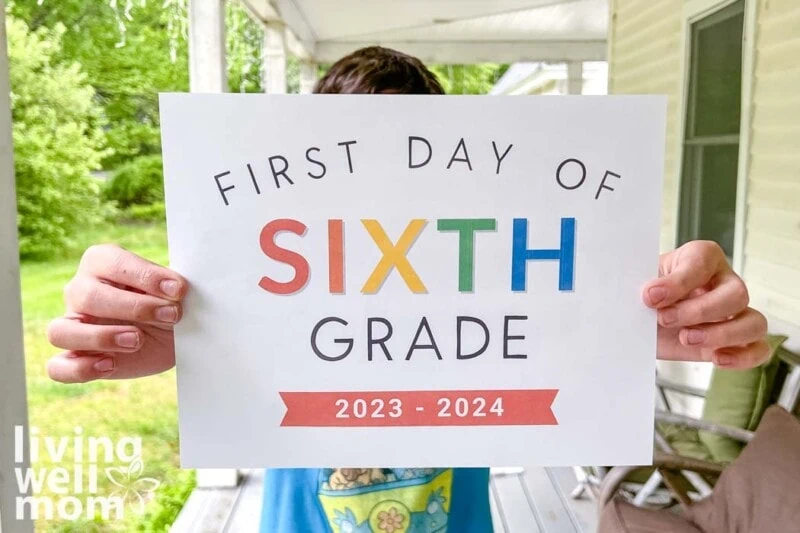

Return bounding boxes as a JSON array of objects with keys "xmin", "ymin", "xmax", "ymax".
[{"xmin": 47, "ymin": 47, "xmax": 769, "ymax": 533}]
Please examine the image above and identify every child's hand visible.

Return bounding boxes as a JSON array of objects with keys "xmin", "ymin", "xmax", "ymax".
[
  {"xmin": 46, "ymin": 245, "xmax": 188, "ymax": 383},
  {"xmin": 643, "ymin": 240, "xmax": 769, "ymax": 369}
]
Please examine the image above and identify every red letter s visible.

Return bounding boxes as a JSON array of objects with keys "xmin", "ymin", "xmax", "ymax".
[{"xmin": 259, "ymin": 219, "xmax": 309, "ymax": 294}]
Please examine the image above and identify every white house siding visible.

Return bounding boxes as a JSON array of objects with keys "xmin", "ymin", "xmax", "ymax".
[
  {"xmin": 609, "ymin": 0, "xmax": 800, "ymax": 414},
  {"xmin": 607, "ymin": 0, "xmax": 683, "ymax": 252},
  {"xmin": 743, "ymin": 0, "xmax": 800, "ymax": 339},
  {"xmin": 607, "ymin": 0, "xmax": 707, "ymax": 415},
  {"xmin": 609, "ymin": 0, "xmax": 800, "ymax": 338},
  {"xmin": 609, "ymin": 0, "xmax": 800, "ymax": 412}
]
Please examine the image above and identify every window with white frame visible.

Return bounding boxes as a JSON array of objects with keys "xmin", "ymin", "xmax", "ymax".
[{"xmin": 678, "ymin": 0, "xmax": 745, "ymax": 259}]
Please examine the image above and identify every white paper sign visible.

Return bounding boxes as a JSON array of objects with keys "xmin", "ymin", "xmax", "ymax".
[{"xmin": 160, "ymin": 94, "xmax": 665, "ymax": 468}]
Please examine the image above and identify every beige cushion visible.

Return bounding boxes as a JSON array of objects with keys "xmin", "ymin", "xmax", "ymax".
[
  {"xmin": 687, "ymin": 405, "xmax": 800, "ymax": 533},
  {"xmin": 599, "ymin": 497, "xmax": 702, "ymax": 533}
]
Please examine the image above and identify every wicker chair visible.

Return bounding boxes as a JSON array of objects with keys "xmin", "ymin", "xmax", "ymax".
[{"xmin": 597, "ymin": 336, "xmax": 800, "ymax": 510}]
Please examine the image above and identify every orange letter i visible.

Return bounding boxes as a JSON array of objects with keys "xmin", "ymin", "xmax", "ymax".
[{"xmin": 328, "ymin": 220, "xmax": 344, "ymax": 294}]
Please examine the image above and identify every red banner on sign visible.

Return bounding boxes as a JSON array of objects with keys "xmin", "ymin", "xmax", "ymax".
[{"xmin": 279, "ymin": 389, "xmax": 558, "ymax": 427}]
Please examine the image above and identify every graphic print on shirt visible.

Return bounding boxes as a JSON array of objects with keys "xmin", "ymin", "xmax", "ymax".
[{"xmin": 317, "ymin": 468, "xmax": 452, "ymax": 533}]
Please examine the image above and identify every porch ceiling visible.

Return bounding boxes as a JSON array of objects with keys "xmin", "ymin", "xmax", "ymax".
[{"xmin": 240, "ymin": 0, "xmax": 608, "ymax": 63}]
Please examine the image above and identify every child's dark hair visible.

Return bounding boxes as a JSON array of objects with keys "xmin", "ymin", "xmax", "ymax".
[{"xmin": 314, "ymin": 46, "xmax": 445, "ymax": 95}]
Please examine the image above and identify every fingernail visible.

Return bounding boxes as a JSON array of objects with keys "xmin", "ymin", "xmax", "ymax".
[
  {"xmin": 160, "ymin": 280, "xmax": 180, "ymax": 298},
  {"xmin": 156, "ymin": 306, "xmax": 178, "ymax": 323},
  {"xmin": 716, "ymin": 354, "xmax": 733, "ymax": 366},
  {"xmin": 94, "ymin": 358, "xmax": 115, "ymax": 373},
  {"xmin": 115, "ymin": 332, "xmax": 139, "ymax": 349},
  {"xmin": 648, "ymin": 286, "xmax": 667, "ymax": 305},
  {"xmin": 660, "ymin": 307, "xmax": 678, "ymax": 326},
  {"xmin": 686, "ymin": 329, "xmax": 706, "ymax": 345}
]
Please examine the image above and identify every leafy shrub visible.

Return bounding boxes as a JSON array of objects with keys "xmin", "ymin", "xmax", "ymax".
[
  {"xmin": 134, "ymin": 469, "xmax": 196, "ymax": 532},
  {"xmin": 103, "ymin": 155, "xmax": 164, "ymax": 208},
  {"xmin": 11, "ymin": 0, "xmax": 191, "ymax": 170},
  {"xmin": 123, "ymin": 202, "xmax": 166, "ymax": 223},
  {"xmin": 9, "ymin": 16, "xmax": 107, "ymax": 258},
  {"xmin": 428, "ymin": 64, "xmax": 509, "ymax": 95}
]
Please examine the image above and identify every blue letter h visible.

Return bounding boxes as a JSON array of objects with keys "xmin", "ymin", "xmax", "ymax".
[{"xmin": 511, "ymin": 218, "xmax": 575, "ymax": 292}]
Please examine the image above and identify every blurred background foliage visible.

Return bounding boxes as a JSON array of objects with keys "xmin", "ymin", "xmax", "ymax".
[
  {"xmin": 8, "ymin": 14, "xmax": 107, "ymax": 257},
  {"xmin": 8, "ymin": 0, "xmax": 270, "ymax": 257},
  {"xmin": 430, "ymin": 63, "xmax": 508, "ymax": 95},
  {"xmin": 9, "ymin": 0, "xmax": 506, "ymax": 258}
]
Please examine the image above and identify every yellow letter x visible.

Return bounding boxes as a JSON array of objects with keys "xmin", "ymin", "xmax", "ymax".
[{"xmin": 361, "ymin": 219, "xmax": 427, "ymax": 294}]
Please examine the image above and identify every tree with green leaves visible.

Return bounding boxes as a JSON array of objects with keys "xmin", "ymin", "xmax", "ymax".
[
  {"xmin": 8, "ymin": 14, "xmax": 108, "ymax": 257},
  {"xmin": 429, "ymin": 64, "xmax": 509, "ymax": 95},
  {"xmin": 11, "ymin": 0, "xmax": 191, "ymax": 168},
  {"xmin": 11, "ymin": 0, "xmax": 287, "ymax": 169}
]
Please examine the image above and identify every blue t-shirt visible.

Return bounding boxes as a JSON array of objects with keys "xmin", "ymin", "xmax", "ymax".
[{"xmin": 260, "ymin": 467, "xmax": 492, "ymax": 532}]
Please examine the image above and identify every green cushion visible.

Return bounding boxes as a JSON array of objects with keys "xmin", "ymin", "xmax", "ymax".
[
  {"xmin": 699, "ymin": 334, "xmax": 788, "ymax": 462},
  {"xmin": 659, "ymin": 423, "xmax": 714, "ymax": 462}
]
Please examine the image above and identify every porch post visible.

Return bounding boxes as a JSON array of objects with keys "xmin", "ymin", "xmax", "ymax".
[
  {"xmin": 188, "ymin": 0, "xmax": 227, "ymax": 92},
  {"xmin": 0, "ymin": 3, "xmax": 34, "ymax": 532},
  {"xmin": 566, "ymin": 61, "xmax": 584, "ymax": 95},
  {"xmin": 299, "ymin": 61, "xmax": 318, "ymax": 94},
  {"xmin": 188, "ymin": 0, "xmax": 237, "ymax": 490},
  {"xmin": 262, "ymin": 22, "xmax": 287, "ymax": 94}
]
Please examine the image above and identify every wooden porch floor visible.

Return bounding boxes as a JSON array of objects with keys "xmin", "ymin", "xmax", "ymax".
[{"xmin": 172, "ymin": 468, "xmax": 598, "ymax": 532}]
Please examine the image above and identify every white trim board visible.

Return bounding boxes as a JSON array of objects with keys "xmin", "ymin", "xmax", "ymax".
[
  {"xmin": 685, "ymin": 0, "xmax": 743, "ymax": 20},
  {"xmin": 0, "ymin": 2, "xmax": 33, "ymax": 531},
  {"xmin": 769, "ymin": 315, "xmax": 800, "ymax": 353},
  {"xmin": 313, "ymin": 40, "xmax": 607, "ymax": 64},
  {"xmin": 732, "ymin": 0, "xmax": 758, "ymax": 274}
]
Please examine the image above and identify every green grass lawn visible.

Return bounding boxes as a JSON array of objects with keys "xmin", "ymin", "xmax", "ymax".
[{"xmin": 21, "ymin": 222, "xmax": 195, "ymax": 532}]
